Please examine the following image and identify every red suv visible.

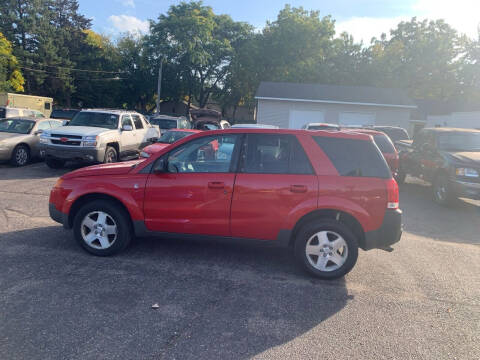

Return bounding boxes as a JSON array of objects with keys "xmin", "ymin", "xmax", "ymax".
[{"xmin": 49, "ymin": 129, "xmax": 402, "ymax": 279}]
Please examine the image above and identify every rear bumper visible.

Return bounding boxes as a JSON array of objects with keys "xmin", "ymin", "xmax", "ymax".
[
  {"xmin": 452, "ymin": 180, "xmax": 480, "ymax": 200},
  {"xmin": 42, "ymin": 145, "xmax": 104, "ymax": 163},
  {"xmin": 49, "ymin": 203, "xmax": 70, "ymax": 229},
  {"xmin": 361, "ymin": 209, "xmax": 402, "ymax": 251}
]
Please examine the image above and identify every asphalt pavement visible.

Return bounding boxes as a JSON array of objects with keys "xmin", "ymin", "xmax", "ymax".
[{"xmin": 0, "ymin": 162, "xmax": 479, "ymax": 360}]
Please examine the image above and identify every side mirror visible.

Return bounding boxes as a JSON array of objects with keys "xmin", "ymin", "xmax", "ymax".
[
  {"xmin": 122, "ymin": 124, "xmax": 133, "ymax": 131},
  {"xmin": 153, "ymin": 158, "xmax": 167, "ymax": 174},
  {"xmin": 34, "ymin": 129, "xmax": 43, "ymax": 136}
]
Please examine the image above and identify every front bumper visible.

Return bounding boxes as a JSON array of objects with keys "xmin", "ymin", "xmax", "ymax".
[
  {"xmin": 452, "ymin": 180, "xmax": 480, "ymax": 200},
  {"xmin": 361, "ymin": 209, "xmax": 402, "ymax": 251},
  {"xmin": 42, "ymin": 145, "xmax": 105, "ymax": 163}
]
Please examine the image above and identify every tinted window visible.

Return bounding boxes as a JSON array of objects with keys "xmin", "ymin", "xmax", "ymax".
[
  {"xmin": 241, "ymin": 134, "xmax": 313, "ymax": 174},
  {"xmin": 68, "ymin": 112, "xmax": 119, "ymax": 129},
  {"xmin": 132, "ymin": 114, "xmax": 144, "ymax": 129},
  {"xmin": 151, "ymin": 118, "xmax": 177, "ymax": 129},
  {"xmin": 45, "ymin": 102, "xmax": 51, "ymax": 110},
  {"xmin": 166, "ymin": 134, "xmax": 240, "ymax": 173},
  {"xmin": 314, "ymin": 136, "xmax": 391, "ymax": 178},
  {"xmin": 0, "ymin": 119, "xmax": 35, "ymax": 134},
  {"xmin": 51, "ymin": 110, "xmax": 78, "ymax": 120},
  {"xmin": 0, "ymin": 108, "xmax": 5, "ymax": 118},
  {"xmin": 373, "ymin": 134, "xmax": 395, "ymax": 153},
  {"xmin": 158, "ymin": 130, "xmax": 195, "ymax": 144}
]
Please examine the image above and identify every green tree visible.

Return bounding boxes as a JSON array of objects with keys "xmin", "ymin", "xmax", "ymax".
[
  {"xmin": 147, "ymin": 1, "xmax": 253, "ymax": 113},
  {"xmin": 364, "ymin": 18, "xmax": 466, "ymax": 101},
  {"xmin": 259, "ymin": 5, "xmax": 336, "ymax": 83},
  {"xmin": 0, "ymin": 31, "xmax": 25, "ymax": 92}
]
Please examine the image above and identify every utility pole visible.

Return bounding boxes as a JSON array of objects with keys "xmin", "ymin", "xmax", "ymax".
[{"xmin": 156, "ymin": 57, "xmax": 164, "ymax": 115}]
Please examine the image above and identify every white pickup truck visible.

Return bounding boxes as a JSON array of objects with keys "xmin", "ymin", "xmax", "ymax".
[{"xmin": 40, "ymin": 109, "xmax": 159, "ymax": 168}]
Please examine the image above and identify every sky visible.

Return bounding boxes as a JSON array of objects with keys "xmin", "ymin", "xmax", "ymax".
[{"xmin": 78, "ymin": 0, "xmax": 480, "ymax": 43}]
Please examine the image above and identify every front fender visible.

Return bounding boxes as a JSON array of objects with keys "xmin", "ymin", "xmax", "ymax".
[{"xmin": 62, "ymin": 178, "xmax": 144, "ymax": 221}]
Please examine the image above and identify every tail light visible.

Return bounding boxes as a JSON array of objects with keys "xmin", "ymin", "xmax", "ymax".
[{"xmin": 385, "ymin": 178, "xmax": 399, "ymax": 209}]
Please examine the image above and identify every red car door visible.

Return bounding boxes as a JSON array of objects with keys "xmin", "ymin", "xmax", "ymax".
[
  {"xmin": 144, "ymin": 134, "xmax": 241, "ymax": 236},
  {"xmin": 230, "ymin": 134, "xmax": 318, "ymax": 240}
]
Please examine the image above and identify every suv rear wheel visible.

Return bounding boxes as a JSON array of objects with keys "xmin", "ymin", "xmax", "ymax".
[
  {"xmin": 294, "ymin": 220, "xmax": 358, "ymax": 279},
  {"xmin": 73, "ymin": 200, "xmax": 131, "ymax": 256}
]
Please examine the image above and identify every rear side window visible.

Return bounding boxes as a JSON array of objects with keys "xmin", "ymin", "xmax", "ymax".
[
  {"xmin": 132, "ymin": 114, "xmax": 144, "ymax": 129},
  {"xmin": 373, "ymin": 134, "xmax": 395, "ymax": 153},
  {"xmin": 313, "ymin": 136, "xmax": 391, "ymax": 178},
  {"xmin": 241, "ymin": 134, "xmax": 313, "ymax": 174}
]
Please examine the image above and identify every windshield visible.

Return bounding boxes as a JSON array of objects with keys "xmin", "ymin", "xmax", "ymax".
[
  {"xmin": 437, "ymin": 133, "xmax": 480, "ymax": 151},
  {"xmin": 68, "ymin": 112, "xmax": 119, "ymax": 129},
  {"xmin": 158, "ymin": 130, "xmax": 194, "ymax": 144},
  {"xmin": 0, "ymin": 119, "xmax": 35, "ymax": 134},
  {"xmin": 308, "ymin": 125, "xmax": 339, "ymax": 130},
  {"xmin": 375, "ymin": 127, "xmax": 410, "ymax": 142},
  {"xmin": 373, "ymin": 134, "xmax": 396, "ymax": 153},
  {"xmin": 151, "ymin": 118, "xmax": 177, "ymax": 129}
]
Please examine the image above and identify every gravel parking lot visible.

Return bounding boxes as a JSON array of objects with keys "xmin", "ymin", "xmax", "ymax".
[{"xmin": 0, "ymin": 161, "xmax": 479, "ymax": 360}]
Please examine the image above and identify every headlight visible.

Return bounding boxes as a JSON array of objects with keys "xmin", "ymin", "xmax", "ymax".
[
  {"xmin": 140, "ymin": 151, "xmax": 151, "ymax": 158},
  {"xmin": 456, "ymin": 168, "xmax": 479, "ymax": 177},
  {"xmin": 39, "ymin": 136, "xmax": 49, "ymax": 144},
  {"xmin": 82, "ymin": 135, "xmax": 98, "ymax": 147}
]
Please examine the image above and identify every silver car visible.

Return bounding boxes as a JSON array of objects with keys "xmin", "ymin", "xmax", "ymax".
[{"xmin": 0, "ymin": 117, "xmax": 63, "ymax": 166}]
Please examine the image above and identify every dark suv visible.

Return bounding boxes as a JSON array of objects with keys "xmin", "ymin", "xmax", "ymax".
[{"xmin": 49, "ymin": 129, "xmax": 402, "ymax": 279}]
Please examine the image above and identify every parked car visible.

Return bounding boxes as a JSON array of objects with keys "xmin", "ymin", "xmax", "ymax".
[
  {"xmin": 50, "ymin": 109, "xmax": 80, "ymax": 121},
  {"xmin": 0, "ymin": 117, "xmax": 63, "ymax": 166},
  {"xmin": 373, "ymin": 126, "xmax": 410, "ymax": 144},
  {"xmin": 149, "ymin": 115, "xmax": 190, "ymax": 134},
  {"xmin": 140, "ymin": 129, "xmax": 201, "ymax": 157},
  {"xmin": 231, "ymin": 124, "xmax": 279, "ymax": 129},
  {"xmin": 49, "ymin": 128, "xmax": 402, "ymax": 279},
  {"xmin": 0, "ymin": 107, "xmax": 46, "ymax": 119},
  {"xmin": 396, "ymin": 127, "xmax": 480, "ymax": 205},
  {"xmin": 39, "ymin": 109, "xmax": 159, "ymax": 168},
  {"xmin": 345, "ymin": 128, "xmax": 399, "ymax": 175},
  {"xmin": 302, "ymin": 123, "xmax": 340, "ymax": 131}
]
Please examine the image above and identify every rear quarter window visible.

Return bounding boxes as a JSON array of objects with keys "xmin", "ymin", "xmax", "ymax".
[{"xmin": 313, "ymin": 136, "xmax": 391, "ymax": 179}]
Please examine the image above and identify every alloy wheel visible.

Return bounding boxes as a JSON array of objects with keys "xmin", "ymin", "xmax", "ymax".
[
  {"xmin": 80, "ymin": 211, "xmax": 118, "ymax": 250},
  {"xmin": 305, "ymin": 231, "xmax": 348, "ymax": 272}
]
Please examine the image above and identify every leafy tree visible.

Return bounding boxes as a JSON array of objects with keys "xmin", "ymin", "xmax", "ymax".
[
  {"xmin": 147, "ymin": 1, "xmax": 253, "ymax": 113},
  {"xmin": 0, "ymin": 32, "xmax": 25, "ymax": 92}
]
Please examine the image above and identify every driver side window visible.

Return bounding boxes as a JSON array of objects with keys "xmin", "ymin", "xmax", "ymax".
[{"xmin": 166, "ymin": 134, "xmax": 239, "ymax": 173}]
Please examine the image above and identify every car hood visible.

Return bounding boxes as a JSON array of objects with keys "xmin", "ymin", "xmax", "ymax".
[
  {"xmin": 62, "ymin": 160, "xmax": 144, "ymax": 179},
  {"xmin": 445, "ymin": 151, "xmax": 480, "ymax": 167},
  {"xmin": 142, "ymin": 142, "xmax": 171, "ymax": 154},
  {"xmin": 0, "ymin": 132, "xmax": 30, "ymax": 144},
  {"xmin": 50, "ymin": 126, "xmax": 115, "ymax": 136}
]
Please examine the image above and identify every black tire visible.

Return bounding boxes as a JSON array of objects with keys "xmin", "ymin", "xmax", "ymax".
[
  {"xmin": 294, "ymin": 220, "xmax": 359, "ymax": 280},
  {"xmin": 10, "ymin": 144, "xmax": 30, "ymax": 167},
  {"xmin": 395, "ymin": 170, "xmax": 406, "ymax": 185},
  {"xmin": 104, "ymin": 146, "xmax": 118, "ymax": 163},
  {"xmin": 45, "ymin": 157, "xmax": 65, "ymax": 169},
  {"xmin": 433, "ymin": 174, "xmax": 455, "ymax": 206},
  {"xmin": 73, "ymin": 200, "xmax": 131, "ymax": 256}
]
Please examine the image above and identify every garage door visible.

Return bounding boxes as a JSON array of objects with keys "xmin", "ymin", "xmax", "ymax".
[
  {"xmin": 289, "ymin": 110, "xmax": 325, "ymax": 129},
  {"xmin": 339, "ymin": 112, "xmax": 375, "ymax": 127}
]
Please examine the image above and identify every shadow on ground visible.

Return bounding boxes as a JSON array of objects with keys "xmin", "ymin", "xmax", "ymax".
[
  {"xmin": 0, "ymin": 226, "xmax": 350, "ymax": 360},
  {"xmin": 400, "ymin": 177, "xmax": 480, "ymax": 245}
]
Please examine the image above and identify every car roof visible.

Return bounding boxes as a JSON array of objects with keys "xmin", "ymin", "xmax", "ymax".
[
  {"xmin": 1, "ymin": 116, "xmax": 41, "ymax": 121},
  {"xmin": 82, "ymin": 109, "xmax": 138, "ymax": 115},
  {"xmin": 167, "ymin": 129, "xmax": 201, "ymax": 133},
  {"xmin": 306, "ymin": 122, "xmax": 340, "ymax": 127},
  {"xmin": 184, "ymin": 128, "xmax": 373, "ymax": 141},
  {"xmin": 423, "ymin": 127, "xmax": 480, "ymax": 134},
  {"xmin": 344, "ymin": 128, "xmax": 385, "ymax": 136},
  {"xmin": 231, "ymin": 124, "xmax": 279, "ymax": 129}
]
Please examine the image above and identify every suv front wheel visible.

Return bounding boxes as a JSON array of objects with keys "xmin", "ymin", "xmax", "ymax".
[{"xmin": 294, "ymin": 220, "xmax": 358, "ymax": 279}]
